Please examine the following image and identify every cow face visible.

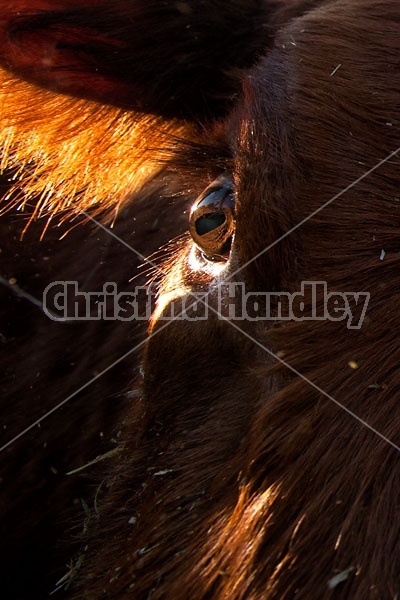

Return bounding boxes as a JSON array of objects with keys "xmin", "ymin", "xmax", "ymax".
[
  {"xmin": 1, "ymin": 1, "xmax": 400, "ymax": 599},
  {"xmin": 138, "ymin": 2, "xmax": 400, "ymax": 598}
]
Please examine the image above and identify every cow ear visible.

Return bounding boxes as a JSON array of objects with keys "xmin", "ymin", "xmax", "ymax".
[
  {"xmin": 0, "ymin": 0, "xmax": 275, "ymax": 119},
  {"xmin": 0, "ymin": 1, "xmax": 287, "ymax": 223}
]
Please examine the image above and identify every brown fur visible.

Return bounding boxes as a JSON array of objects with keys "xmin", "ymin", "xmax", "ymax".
[
  {"xmin": 1, "ymin": 0, "xmax": 400, "ymax": 599},
  {"xmin": 0, "ymin": 70, "xmax": 184, "ymax": 225}
]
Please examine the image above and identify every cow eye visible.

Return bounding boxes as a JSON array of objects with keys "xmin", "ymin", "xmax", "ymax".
[{"xmin": 189, "ymin": 175, "xmax": 235, "ymax": 262}]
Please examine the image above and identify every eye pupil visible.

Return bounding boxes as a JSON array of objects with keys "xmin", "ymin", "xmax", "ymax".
[
  {"xmin": 189, "ymin": 174, "xmax": 235, "ymax": 262},
  {"xmin": 195, "ymin": 212, "xmax": 226, "ymax": 236}
]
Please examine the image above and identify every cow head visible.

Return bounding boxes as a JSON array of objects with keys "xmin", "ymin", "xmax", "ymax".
[{"xmin": 1, "ymin": 0, "xmax": 400, "ymax": 598}]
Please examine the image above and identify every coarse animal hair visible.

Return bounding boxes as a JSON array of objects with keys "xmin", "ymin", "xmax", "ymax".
[{"xmin": 1, "ymin": 0, "xmax": 400, "ymax": 599}]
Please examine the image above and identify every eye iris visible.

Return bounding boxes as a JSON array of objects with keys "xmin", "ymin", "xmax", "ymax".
[
  {"xmin": 195, "ymin": 212, "xmax": 226, "ymax": 236},
  {"xmin": 189, "ymin": 175, "xmax": 235, "ymax": 262}
]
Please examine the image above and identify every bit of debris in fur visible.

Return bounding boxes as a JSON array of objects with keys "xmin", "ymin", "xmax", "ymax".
[
  {"xmin": 153, "ymin": 469, "xmax": 174, "ymax": 476},
  {"xmin": 66, "ymin": 447, "xmax": 120, "ymax": 475},
  {"xmin": 50, "ymin": 553, "xmax": 86, "ymax": 595},
  {"xmin": 330, "ymin": 63, "xmax": 342, "ymax": 76},
  {"xmin": 327, "ymin": 566, "xmax": 355, "ymax": 589}
]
